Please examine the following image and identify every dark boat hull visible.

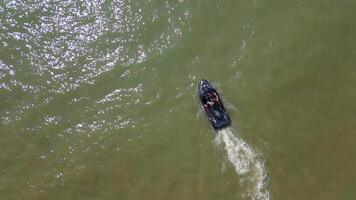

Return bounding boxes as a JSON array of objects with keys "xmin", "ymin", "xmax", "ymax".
[{"xmin": 198, "ymin": 79, "xmax": 231, "ymax": 130}]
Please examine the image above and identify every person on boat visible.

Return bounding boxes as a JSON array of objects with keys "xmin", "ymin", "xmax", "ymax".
[{"xmin": 203, "ymin": 91, "xmax": 220, "ymax": 110}]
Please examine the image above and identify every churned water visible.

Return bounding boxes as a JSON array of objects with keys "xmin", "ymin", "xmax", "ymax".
[
  {"xmin": 215, "ymin": 128, "xmax": 270, "ymax": 200},
  {"xmin": 1, "ymin": 0, "xmax": 356, "ymax": 199}
]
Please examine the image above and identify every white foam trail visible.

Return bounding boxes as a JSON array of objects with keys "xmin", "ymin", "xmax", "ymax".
[{"xmin": 215, "ymin": 127, "xmax": 270, "ymax": 200}]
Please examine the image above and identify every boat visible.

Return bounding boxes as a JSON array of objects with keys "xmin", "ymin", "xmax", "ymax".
[{"xmin": 198, "ymin": 79, "xmax": 231, "ymax": 129}]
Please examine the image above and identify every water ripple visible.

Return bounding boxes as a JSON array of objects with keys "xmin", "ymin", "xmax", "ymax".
[{"xmin": 0, "ymin": 0, "xmax": 191, "ymax": 131}]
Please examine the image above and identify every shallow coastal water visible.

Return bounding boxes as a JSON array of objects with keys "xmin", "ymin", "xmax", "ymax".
[{"xmin": 1, "ymin": 0, "xmax": 356, "ymax": 199}]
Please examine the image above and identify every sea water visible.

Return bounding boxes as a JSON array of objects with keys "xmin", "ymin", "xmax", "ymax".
[{"xmin": 1, "ymin": 0, "xmax": 356, "ymax": 199}]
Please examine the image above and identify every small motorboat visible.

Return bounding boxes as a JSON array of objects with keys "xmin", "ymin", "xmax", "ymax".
[{"xmin": 198, "ymin": 79, "xmax": 231, "ymax": 130}]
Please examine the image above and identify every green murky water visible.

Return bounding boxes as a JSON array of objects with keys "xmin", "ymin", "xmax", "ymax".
[{"xmin": 1, "ymin": 0, "xmax": 356, "ymax": 199}]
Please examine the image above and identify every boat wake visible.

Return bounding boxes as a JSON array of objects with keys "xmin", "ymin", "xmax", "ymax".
[{"xmin": 215, "ymin": 127, "xmax": 270, "ymax": 200}]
